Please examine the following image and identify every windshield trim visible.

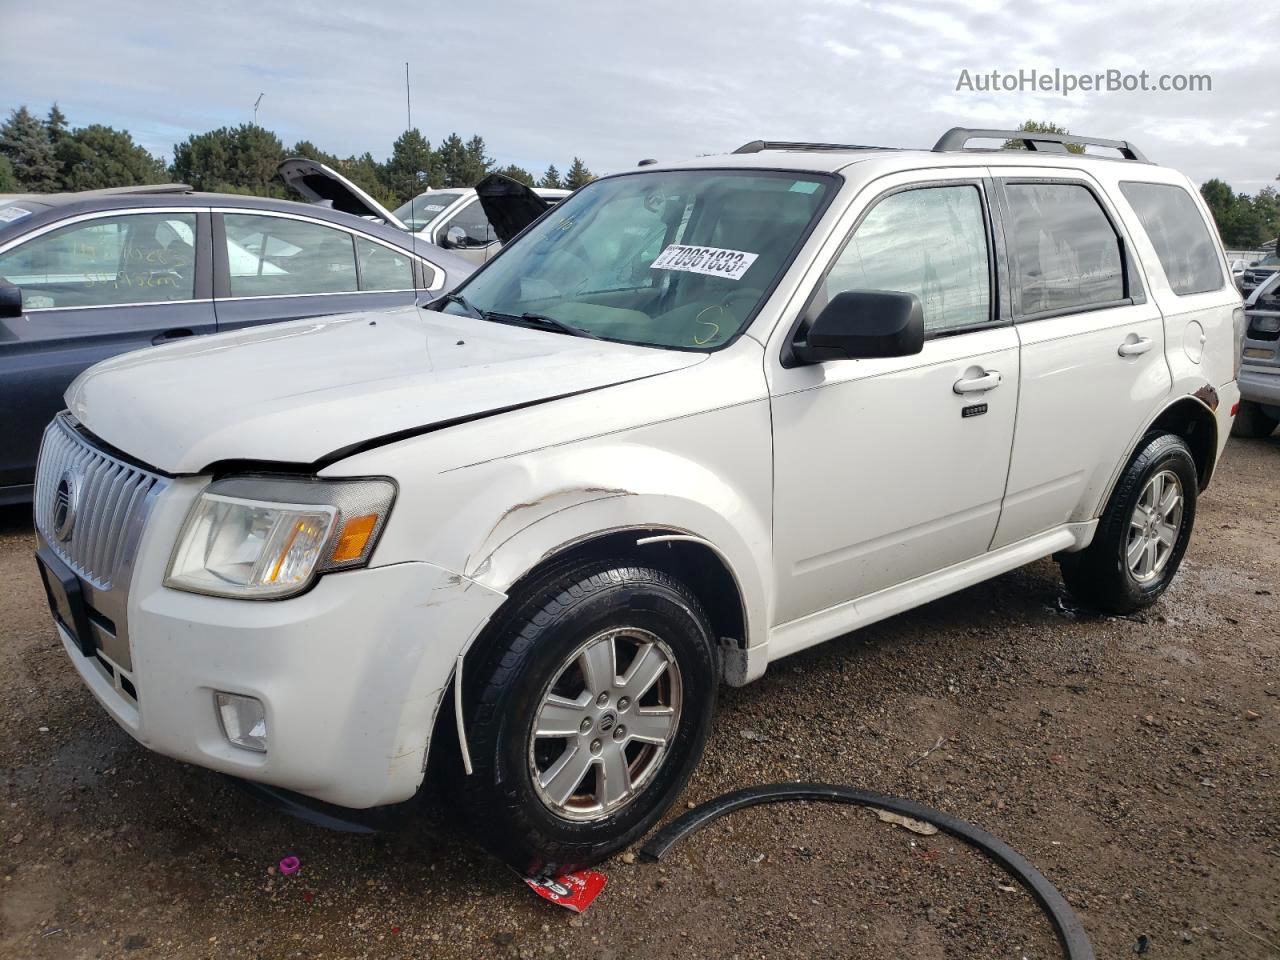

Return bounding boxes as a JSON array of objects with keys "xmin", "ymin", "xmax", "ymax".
[{"xmin": 438, "ymin": 166, "xmax": 844, "ymax": 354}]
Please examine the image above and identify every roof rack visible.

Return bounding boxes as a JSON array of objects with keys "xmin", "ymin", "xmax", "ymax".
[
  {"xmin": 933, "ymin": 127, "xmax": 1149, "ymax": 163},
  {"xmin": 733, "ymin": 140, "xmax": 894, "ymax": 154},
  {"xmin": 62, "ymin": 183, "xmax": 194, "ymax": 198}
]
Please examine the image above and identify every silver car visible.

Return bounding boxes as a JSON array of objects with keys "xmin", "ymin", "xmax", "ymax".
[
  {"xmin": 279, "ymin": 157, "xmax": 569, "ymax": 266},
  {"xmin": 1235, "ymin": 270, "xmax": 1280, "ymax": 437}
]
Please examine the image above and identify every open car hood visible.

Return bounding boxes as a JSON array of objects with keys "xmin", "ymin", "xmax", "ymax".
[
  {"xmin": 277, "ymin": 157, "xmax": 407, "ymax": 229},
  {"xmin": 475, "ymin": 173, "xmax": 554, "ymax": 244}
]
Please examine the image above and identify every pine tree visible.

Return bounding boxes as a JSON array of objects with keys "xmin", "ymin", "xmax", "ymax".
[
  {"xmin": 539, "ymin": 164, "xmax": 562, "ymax": 189},
  {"xmin": 493, "ymin": 164, "xmax": 534, "ymax": 186},
  {"xmin": 55, "ymin": 125, "xmax": 167, "ymax": 191},
  {"xmin": 46, "ymin": 103, "xmax": 69, "ymax": 144},
  {"xmin": 0, "ymin": 106, "xmax": 60, "ymax": 192},
  {"xmin": 171, "ymin": 124, "xmax": 286, "ymax": 195},
  {"xmin": 564, "ymin": 157, "xmax": 594, "ymax": 190},
  {"xmin": 0, "ymin": 155, "xmax": 15, "ymax": 192},
  {"xmin": 382, "ymin": 128, "xmax": 435, "ymax": 204},
  {"xmin": 435, "ymin": 133, "xmax": 468, "ymax": 188}
]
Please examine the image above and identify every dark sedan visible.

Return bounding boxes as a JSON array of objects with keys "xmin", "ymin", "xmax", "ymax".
[{"xmin": 0, "ymin": 185, "xmax": 473, "ymax": 504}]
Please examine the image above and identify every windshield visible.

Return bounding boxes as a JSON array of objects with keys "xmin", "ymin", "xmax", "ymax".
[
  {"xmin": 1259, "ymin": 254, "xmax": 1279, "ymax": 266},
  {"xmin": 442, "ymin": 169, "xmax": 834, "ymax": 350},
  {"xmin": 393, "ymin": 192, "xmax": 465, "ymax": 230}
]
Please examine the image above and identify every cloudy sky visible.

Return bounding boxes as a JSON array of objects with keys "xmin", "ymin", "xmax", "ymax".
[{"xmin": 2, "ymin": 0, "xmax": 1276, "ymax": 192}]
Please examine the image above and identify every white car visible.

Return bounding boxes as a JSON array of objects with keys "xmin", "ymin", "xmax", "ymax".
[
  {"xmin": 35, "ymin": 128, "xmax": 1241, "ymax": 872},
  {"xmin": 278, "ymin": 157, "xmax": 569, "ymax": 266}
]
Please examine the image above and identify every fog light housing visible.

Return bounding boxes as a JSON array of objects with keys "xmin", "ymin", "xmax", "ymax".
[{"xmin": 215, "ymin": 692, "xmax": 267, "ymax": 753}]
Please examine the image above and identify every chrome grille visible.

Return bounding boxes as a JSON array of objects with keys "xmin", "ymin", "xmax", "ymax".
[{"xmin": 34, "ymin": 414, "xmax": 163, "ymax": 590}]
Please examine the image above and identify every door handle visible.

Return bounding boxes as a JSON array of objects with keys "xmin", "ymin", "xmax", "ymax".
[
  {"xmin": 152, "ymin": 328, "xmax": 195, "ymax": 345},
  {"xmin": 1117, "ymin": 336, "xmax": 1153, "ymax": 357},
  {"xmin": 953, "ymin": 370, "xmax": 1002, "ymax": 394}
]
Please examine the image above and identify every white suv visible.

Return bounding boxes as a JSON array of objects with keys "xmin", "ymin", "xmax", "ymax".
[{"xmin": 34, "ymin": 128, "xmax": 1242, "ymax": 872}]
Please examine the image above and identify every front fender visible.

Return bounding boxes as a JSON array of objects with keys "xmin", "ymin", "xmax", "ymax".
[{"xmin": 461, "ymin": 443, "xmax": 772, "ymax": 654}]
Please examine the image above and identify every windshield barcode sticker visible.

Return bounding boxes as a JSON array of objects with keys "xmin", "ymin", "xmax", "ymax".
[
  {"xmin": 0, "ymin": 206, "xmax": 32, "ymax": 223},
  {"xmin": 651, "ymin": 244, "xmax": 759, "ymax": 281}
]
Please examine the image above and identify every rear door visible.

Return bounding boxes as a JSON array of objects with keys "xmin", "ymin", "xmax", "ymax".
[
  {"xmin": 212, "ymin": 210, "xmax": 426, "ymax": 332},
  {"xmin": 988, "ymin": 172, "xmax": 1170, "ymax": 548},
  {"xmin": 0, "ymin": 208, "xmax": 214, "ymax": 495}
]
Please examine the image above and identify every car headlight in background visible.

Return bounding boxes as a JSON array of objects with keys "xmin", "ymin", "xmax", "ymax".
[{"xmin": 165, "ymin": 476, "xmax": 396, "ymax": 599}]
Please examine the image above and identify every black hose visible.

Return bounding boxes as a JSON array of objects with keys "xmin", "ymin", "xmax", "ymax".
[{"xmin": 639, "ymin": 782, "xmax": 1094, "ymax": 960}]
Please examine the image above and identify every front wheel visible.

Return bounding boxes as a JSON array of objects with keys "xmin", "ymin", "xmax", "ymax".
[
  {"xmin": 454, "ymin": 559, "xmax": 718, "ymax": 873},
  {"xmin": 1060, "ymin": 433, "xmax": 1198, "ymax": 614}
]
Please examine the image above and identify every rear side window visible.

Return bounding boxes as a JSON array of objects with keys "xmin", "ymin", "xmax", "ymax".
[
  {"xmin": 223, "ymin": 214, "xmax": 357, "ymax": 298},
  {"xmin": 356, "ymin": 238, "xmax": 413, "ymax": 291},
  {"xmin": 1004, "ymin": 183, "xmax": 1124, "ymax": 316},
  {"xmin": 1120, "ymin": 182, "xmax": 1223, "ymax": 296}
]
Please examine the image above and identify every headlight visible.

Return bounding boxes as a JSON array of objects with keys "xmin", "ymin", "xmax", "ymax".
[{"xmin": 165, "ymin": 476, "xmax": 396, "ymax": 599}]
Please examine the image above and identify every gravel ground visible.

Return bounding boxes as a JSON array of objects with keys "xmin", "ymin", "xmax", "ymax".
[{"xmin": 1, "ymin": 434, "xmax": 1277, "ymax": 960}]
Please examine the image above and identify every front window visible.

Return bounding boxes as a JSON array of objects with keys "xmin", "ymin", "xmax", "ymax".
[
  {"xmin": 0, "ymin": 212, "xmax": 198, "ymax": 309},
  {"xmin": 393, "ymin": 191, "xmax": 465, "ymax": 231},
  {"xmin": 443, "ymin": 169, "xmax": 834, "ymax": 350}
]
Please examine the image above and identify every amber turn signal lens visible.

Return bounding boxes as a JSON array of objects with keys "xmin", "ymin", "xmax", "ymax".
[{"xmin": 330, "ymin": 513, "xmax": 379, "ymax": 564}]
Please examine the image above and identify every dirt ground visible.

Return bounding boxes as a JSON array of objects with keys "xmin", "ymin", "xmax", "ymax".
[{"xmin": 1, "ymin": 435, "xmax": 1277, "ymax": 960}]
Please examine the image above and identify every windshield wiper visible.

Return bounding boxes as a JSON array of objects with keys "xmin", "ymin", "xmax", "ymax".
[
  {"xmin": 489, "ymin": 311, "xmax": 602, "ymax": 340},
  {"xmin": 438, "ymin": 291, "xmax": 485, "ymax": 320}
]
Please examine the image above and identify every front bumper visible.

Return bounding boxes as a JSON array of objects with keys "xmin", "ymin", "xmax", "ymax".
[{"xmin": 60, "ymin": 557, "xmax": 504, "ymax": 808}]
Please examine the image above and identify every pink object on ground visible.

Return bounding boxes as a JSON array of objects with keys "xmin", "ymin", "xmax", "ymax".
[{"xmin": 278, "ymin": 856, "xmax": 301, "ymax": 876}]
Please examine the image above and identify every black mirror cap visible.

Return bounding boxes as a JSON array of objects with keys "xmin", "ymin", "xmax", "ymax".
[
  {"xmin": 791, "ymin": 289, "xmax": 924, "ymax": 365},
  {"xmin": 0, "ymin": 282, "xmax": 21, "ymax": 320}
]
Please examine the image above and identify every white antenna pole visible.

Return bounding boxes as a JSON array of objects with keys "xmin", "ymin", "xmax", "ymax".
[{"xmin": 253, "ymin": 93, "xmax": 264, "ymax": 126}]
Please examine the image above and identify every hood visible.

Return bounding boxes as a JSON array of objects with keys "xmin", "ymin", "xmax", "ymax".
[
  {"xmin": 65, "ymin": 307, "xmax": 704, "ymax": 474},
  {"xmin": 277, "ymin": 157, "xmax": 407, "ymax": 229},
  {"xmin": 475, "ymin": 173, "xmax": 553, "ymax": 244}
]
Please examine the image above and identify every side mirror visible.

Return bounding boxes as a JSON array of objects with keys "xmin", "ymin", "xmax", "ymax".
[
  {"xmin": 0, "ymin": 281, "xmax": 22, "ymax": 320},
  {"xmin": 790, "ymin": 290, "xmax": 924, "ymax": 365},
  {"xmin": 443, "ymin": 225, "xmax": 468, "ymax": 249}
]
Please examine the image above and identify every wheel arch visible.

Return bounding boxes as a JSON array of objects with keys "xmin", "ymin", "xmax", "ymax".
[{"xmin": 1097, "ymin": 392, "xmax": 1219, "ymax": 517}]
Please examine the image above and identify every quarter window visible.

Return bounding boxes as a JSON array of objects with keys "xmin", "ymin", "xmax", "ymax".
[
  {"xmin": 827, "ymin": 185, "xmax": 991, "ymax": 334},
  {"xmin": 0, "ymin": 213, "xmax": 197, "ymax": 310},
  {"xmin": 1004, "ymin": 183, "xmax": 1124, "ymax": 315},
  {"xmin": 1120, "ymin": 182, "xmax": 1223, "ymax": 296},
  {"xmin": 223, "ymin": 214, "xmax": 357, "ymax": 297},
  {"xmin": 356, "ymin": 239, "xmax": 413, "ymax": 291}
]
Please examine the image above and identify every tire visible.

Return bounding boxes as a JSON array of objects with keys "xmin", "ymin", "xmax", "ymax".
[
  {"xmin": 1059, "ymin": 432, "xmax": 1198, "ymax": 615},
  {"xmin": 1231, "ymin": 400, "xmax": 1279, "ymax": 439},
  {"xmin": 454, "ymin": 558, "xmax": 719, "ymax": 873}
]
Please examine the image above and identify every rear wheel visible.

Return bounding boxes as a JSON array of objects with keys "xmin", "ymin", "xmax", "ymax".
[
  {"xmin": 1060, "ymin": 433, "xmax": 1198, "ymax": 614},
  {"xmin": 454, "ymin": 559, "xmax": 718, "ymax": 873},
  {"xmin": 1231, "ymin": 400, "xmax": 1279, "ymax": 439}
]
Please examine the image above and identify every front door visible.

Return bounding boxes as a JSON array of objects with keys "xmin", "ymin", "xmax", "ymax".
[
  {"xmin": 0, "ymin": 209, "xmax": 214, "ymax": 496},
  {"xmin": 769, "ymin": 175, "xmax": 1018, "ymax": 625}
]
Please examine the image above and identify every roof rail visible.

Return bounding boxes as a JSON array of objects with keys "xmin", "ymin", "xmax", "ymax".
[
  {"xmin": 64, "ymin": 183, "xmax": 194, "ymax": 198},
  {"xmin": 733, "ymin": 140, "xmax": 893, "ymax": 155},
  {"xmin": 933, "ymin": 127, "xmax": 1149, "ymax": 163}
]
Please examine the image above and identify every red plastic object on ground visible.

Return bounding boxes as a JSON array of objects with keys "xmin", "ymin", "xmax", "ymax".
[{"xmin": 524, "ymin": 870, "xmax": 608, "ymax": 913}]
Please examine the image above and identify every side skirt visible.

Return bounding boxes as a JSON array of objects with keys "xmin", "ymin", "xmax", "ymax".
[{"xmin": 765, "ymin": 520, "xmax": 1097, "ymax": 664}]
